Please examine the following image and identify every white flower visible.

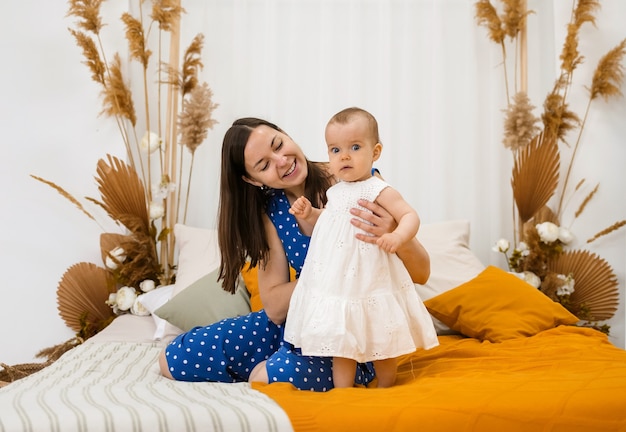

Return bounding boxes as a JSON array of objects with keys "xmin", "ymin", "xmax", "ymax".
[
  {"xmin": 517, "ymin": 242, "xmax": 530, "ymax": 256},
  {"xmin": 139, "ymin": 279, "xmax": 156, "ymax": 293},
  {"xmin": 152, "ymin": 181, "xmax": 176, "ymax": 201},
  {"xmin": 492, "ymin": 238, "xmax": 510, "ymax": 253},
  {"xmin": 536, "ymin": 221, "xmax": 560, "ymax": 243},
  {"xmin": 511, "ymin": 271, "xmax": 541, "ymax": 288},
  {"xmin": 105, "ymin": 247, "xmax": 126, "ymax": 270},
  {"xmin": 140, "ymin": 131, "xmax": 162, "ymax": 154},
  {"xmin": 115, "ymin": 286, "xmax": 137, "ymax": 311},
  {"xmin": 131, "ymin": 296, "xmax": 151, "ymax": 316},
  {"xmin": 558, "ymin": 226, "xmax": 573, "ymax": 244},
  {"xmin": 105, "ymin": 293, "xmax": 120, "ymax": 314},
  {"xmin": 556, "ymin": 274, "xmax": 575, "ymax": 296},
  {"xmin": 149, "ymin": 201, "xmax": 165, "ymax": 220},
  {"xmin": 106, "ymin": 293, "xmax": 117, "ymax": 306}
]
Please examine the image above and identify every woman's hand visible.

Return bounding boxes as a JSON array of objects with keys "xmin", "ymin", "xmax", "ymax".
[
  {"xmin": 349, "ymin": 199, "xmax": 397, "ymax": 243},
  {"xmin": 350, "ymin": 199, "xmax": 430, "ymax": 284}
]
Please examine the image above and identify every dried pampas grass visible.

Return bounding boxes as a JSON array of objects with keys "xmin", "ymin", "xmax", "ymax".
[
  {"xmin": 102, "ymin": 53, "xmax": 137, "ymax": 127},
  {"xmin": 475, "ymin": 0, "xmax": 505, "ymax": 44},
  {"xmin": 30, "ymin": 175, "xmax": 95, "ymax": 222},
  {"xmin": 588, "ymin": 220, "xmax": 626, "ymax": 244},
  {"xmin": 180, "ymin": 34, "xmax": 205, "ymax": 96},
  {"xmin": 502, "ymin": 91, "xmax": 540, "ymax": 151},
  {"xmin": 559, "ymin": 0, "xmax": 600, "ymax": 74},
  {"xmin": 68, "ymin": 29, "xmax": 105, "ymax": 85},
  {"xmin": 541, "ymin": 91, "xmax": 580, "ymax": 144},
  {"xmin": 66, "ymin": 0, "xmax": 104, "ymax": 34},
  {"xmin": 590, "ymin": 38, "xmax": 626, "ymax": 101},
  {"xmin": 179, "ymin": 82, "xmax": 219, "ymax": 154},
  {"xmin": 121, "ymin": 13, "xmax": 151, "ymax": 68},
  {"xmin": 151, "ymin": 0, "xmax": 185, "ymax": 32}
]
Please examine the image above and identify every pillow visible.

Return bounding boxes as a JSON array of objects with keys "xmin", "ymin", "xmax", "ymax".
[
  {"xmin": 415, "ymin": 220, "xmax": 486, "ymax": 334},
  {"xmin": 424, "ymin": 265, "xmax": 580, "ymax": 343},
  {"xmin": 173, "ymin": 224, "xmax": 221, "ymax": 295},
  {"xmin": 156, "ymin": 224, "xmax": 252, "ymax": 340},
  {"xmin": 137, "ymin": 284, "xmax": 175, "ymax": 340},
  {"xmin": 241, "ymin": 262, "xmax": 297, "ymax": 312},
  {"xmin": 155, "ymin": 268, "xmax": 251, "ymax": 332}
]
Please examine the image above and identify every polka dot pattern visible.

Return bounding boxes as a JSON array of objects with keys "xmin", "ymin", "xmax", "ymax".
[
  {"xmin": 266, "ymin": 189, "xmax": 309, "ymax": 276},
  {"xmin": 165, "ymin": 311, "xmax": 282, "ymax": 382}
]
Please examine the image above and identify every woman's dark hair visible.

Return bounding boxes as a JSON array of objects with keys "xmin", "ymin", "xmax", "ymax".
[{"xmin": 217, "ymin": 117, "xmax": 332, "ymax": 293}]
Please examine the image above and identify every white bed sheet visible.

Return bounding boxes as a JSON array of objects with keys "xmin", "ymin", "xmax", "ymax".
[{"xmin": 0, "ymin": 315, "xmax": 293, "ymax": 432}]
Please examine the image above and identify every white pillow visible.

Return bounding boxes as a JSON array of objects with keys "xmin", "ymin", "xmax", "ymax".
[
  {"xmin": 416, "ymin": 220, "xmax": 486, "ymax": 334},
  {"xmin": 173, "ymin": 224, "xmax": 221, "ymax": 295},
  {"xmin": 137, "ymin": 284, "xmax": 175, "ymax": 340}
]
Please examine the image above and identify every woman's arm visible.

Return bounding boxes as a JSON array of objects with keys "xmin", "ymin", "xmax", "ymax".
[
  {"xmin": 257, "ymin": 214, "xmax": 297, "ymax": 324},
  {"xmin": 349, "ymin": 199, "xmax": 430, "ymax": 284}
]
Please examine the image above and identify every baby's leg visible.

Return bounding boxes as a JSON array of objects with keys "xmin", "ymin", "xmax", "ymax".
[
  {"xmin": 373, "ymin": 357, "xmax": 398, "ymax": 388},
  {"xmin": 333, "ymin": 357, "xmax": 357, "ymax": 388}
]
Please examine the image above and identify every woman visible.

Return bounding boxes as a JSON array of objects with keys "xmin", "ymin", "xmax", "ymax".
[{"xmin": 159, "ymin": 117, "xmax": 430, "ymax": 391}]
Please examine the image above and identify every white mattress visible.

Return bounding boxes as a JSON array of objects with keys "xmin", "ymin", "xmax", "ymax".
[{"xmin": 0, "ymin": 315, "xmax": 293, "ymax": 432}]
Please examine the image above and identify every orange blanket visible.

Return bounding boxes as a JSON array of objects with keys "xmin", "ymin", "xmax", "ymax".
[{"xmin": 254, "ymin": 326, "xmax": 626, "ymax": 432}]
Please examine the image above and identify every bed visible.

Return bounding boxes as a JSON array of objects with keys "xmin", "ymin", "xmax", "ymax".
[{"xmin": 2, "ymin": 220, "xmax": 626, "ymax": 432}]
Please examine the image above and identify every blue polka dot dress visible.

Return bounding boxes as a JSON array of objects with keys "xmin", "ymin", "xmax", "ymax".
[{"xmin": 163, "ymin": 189, "xmax": 376, "ymax": 391}]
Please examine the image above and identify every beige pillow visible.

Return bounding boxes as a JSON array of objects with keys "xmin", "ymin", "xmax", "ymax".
[
  {"xmin": 415, "ymin": 220, "xmax": 486, "ymax": 334},
  {"xmin": 173, "ymin": 224, "xmax": 221, "ymax": 295}
]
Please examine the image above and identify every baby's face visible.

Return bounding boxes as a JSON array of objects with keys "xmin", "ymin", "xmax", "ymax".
[{"xmin": 325, "ymin": 117, "xmax": 381, "ymax": 182}]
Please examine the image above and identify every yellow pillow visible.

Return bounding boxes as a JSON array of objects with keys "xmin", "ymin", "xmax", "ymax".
[
  {"xmin": 424, "ymin": 265, "xmax": 579, "ymax": 343},
  {"xmin": 241, "ymin": 263, "xmax": 296, "ymax": 312}
]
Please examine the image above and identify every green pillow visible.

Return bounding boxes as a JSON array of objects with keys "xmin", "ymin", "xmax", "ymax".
[{"xmin": 155, "ymin": 269, "xmax": 251, "ymax": 331}]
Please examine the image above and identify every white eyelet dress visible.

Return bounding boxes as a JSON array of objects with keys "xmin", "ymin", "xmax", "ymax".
[{"xmin": 284, "ymin": 176, "xmax": 439, "ymax": 363}]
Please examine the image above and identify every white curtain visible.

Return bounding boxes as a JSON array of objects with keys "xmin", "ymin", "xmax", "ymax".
[
  {"xmin": 179, "ymin": 0, "xmax": 508, "ymax": 254},
  {"xmin": 175, "ymin": 0, "xmax": 625, "ymax": 342}
]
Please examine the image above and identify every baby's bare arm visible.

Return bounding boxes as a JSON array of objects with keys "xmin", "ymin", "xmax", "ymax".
[
  {"xmin": 374, "ymin": 187, "xmax": 420, "ymax": 254},
  {"xmin": 289, "ymin": 196, "xmax": 323, "ymax": 234}
]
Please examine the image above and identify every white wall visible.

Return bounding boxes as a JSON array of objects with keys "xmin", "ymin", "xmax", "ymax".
[
  {"xmin": 1, "ymin": 1, "xmax": 127, "ymax": 365},
  {"xmin": 1, "ymin": 0, "xmax": 624, "ymax": 365}
]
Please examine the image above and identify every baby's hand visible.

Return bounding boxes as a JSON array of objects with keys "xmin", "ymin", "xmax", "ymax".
[
  {"xmin": 289, "ymin": 196, "xmax": 312, "ymax": 219},
  {"xmin": 376, "ymin": 232, "xmax": 403, "ymax": 253}
]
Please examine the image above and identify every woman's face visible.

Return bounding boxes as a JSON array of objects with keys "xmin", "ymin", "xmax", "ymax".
[{"xmin": 243, "ymin": 125, "xmax": 309, "ymax": 190}]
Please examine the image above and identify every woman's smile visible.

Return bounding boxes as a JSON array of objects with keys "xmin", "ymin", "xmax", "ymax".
[{"xmin": 283, "ymin": 160, "xmax": 296, "ymax": 178}]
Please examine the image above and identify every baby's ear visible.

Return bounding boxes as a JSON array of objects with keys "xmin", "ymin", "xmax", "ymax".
[{"xmin": 372, "ymin": 142, "xmax": 383, "ymax": 161}]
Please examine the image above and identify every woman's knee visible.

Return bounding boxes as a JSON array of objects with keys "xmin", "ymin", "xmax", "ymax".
[{"xmin": 158, "ymin": 349, "xmax": 174, "ymax": 379}]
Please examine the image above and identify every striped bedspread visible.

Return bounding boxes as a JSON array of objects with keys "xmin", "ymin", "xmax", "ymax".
[{"xmin": 0, "ymin": 340, "xmax": 293, "ymax": 432}]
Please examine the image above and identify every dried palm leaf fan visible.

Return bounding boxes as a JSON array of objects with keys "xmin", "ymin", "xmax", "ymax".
[
  {"xmin": 57, "ymin": 262, "xmax": 116, "ymax": 333},
  {"xmin": 511, "ymin": 133, "xmax": 560, "ymax": 225},
  {"xmin": 548, "ymin": 250, "xmax": 619, "ymax": 321},
  {"xmin": 93, "ymin": 154, "xmax": 150, "ymax": 235}
]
